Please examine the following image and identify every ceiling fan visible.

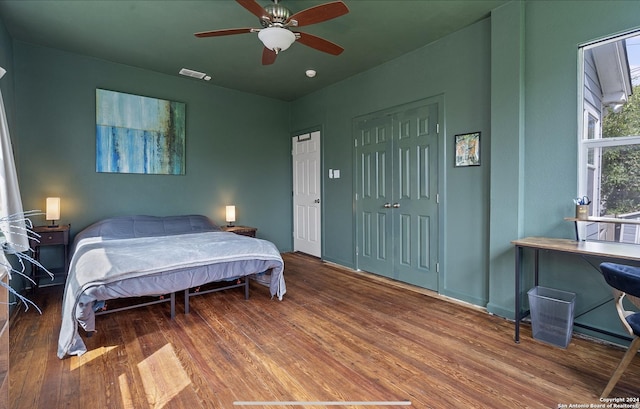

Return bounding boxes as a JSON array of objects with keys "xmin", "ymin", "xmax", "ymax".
[{"xmin": 195, "ymin": 0, "xmax": 349, "ymax": 65}]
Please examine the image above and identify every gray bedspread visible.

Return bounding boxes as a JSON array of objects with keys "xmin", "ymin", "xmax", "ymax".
[
  {"xmin": 57, "ymin": 218, "xmax": 285, "ymax": 358},
  {"xmin": 70, "ymin": 214, "xmax": 222, "ymax": 251}
]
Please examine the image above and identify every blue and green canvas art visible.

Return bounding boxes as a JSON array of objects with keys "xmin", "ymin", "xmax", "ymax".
[{"xmin": 96, "ymin": 89, "xmax": 186, "ymax": 175}]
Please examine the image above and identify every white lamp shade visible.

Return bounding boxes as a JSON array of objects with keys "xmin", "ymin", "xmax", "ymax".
[
  {"xmin": 46, "ymin": 197, "xmax": 61, "ymax": 221},
  {"xmin": 258, "ymin": 27, "xmax": 296, "ymax": 52},
  {"xmin": 225, "ymin": 205, "xmax": 236, "ymax": 223}
]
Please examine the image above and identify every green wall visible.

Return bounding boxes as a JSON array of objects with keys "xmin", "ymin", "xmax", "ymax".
[
  {"xmin": 290, "ymin": 18, "xmax": 493, "ymax": 306},
  {"xmin": 487, "ymin": 1, "xmax": 526, "ymax": 320},
  {"xmin": 515, "ymin": 0, "xmax": 640, "ymax": 340},
  {"xmin": 12, "ymin": 42, "xmax": 293, "ymax": 252},
  {"xmin": 486, "ymin": 0, "xmax": 640, "ymax": 340}
]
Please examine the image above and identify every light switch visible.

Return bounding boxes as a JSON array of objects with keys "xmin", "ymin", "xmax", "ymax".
[
  {"xmin": 333, "ymin": 169, "xmax": 340, "ymax": 179},
  {"xmin": 328, "ymin": 169, "xmax": 334, "ymax": 179}
]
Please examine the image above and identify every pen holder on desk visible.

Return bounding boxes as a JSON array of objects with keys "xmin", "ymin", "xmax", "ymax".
[{"xmin": 575, "ymin": 204, "xmax": 589, "ymax": 220}]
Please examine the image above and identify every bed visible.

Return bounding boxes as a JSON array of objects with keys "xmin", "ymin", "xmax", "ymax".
[{"xmin": 57, "ymin": 215, "xmax": 285, "ymax": 358}]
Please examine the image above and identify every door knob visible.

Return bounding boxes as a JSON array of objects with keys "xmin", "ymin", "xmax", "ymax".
[
  {"xmin": 314, "ymin": 199, "xmax": 320, "ymax": 203},
  {"xmin": 392, "ymin": 203, "xmax": 400, "ymax": 208},
  {"xmin": 383, "ymin": 203, "xmax": 392, "ymax": 208}
]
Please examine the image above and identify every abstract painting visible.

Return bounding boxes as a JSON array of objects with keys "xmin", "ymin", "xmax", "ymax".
[
  {"xmin": 96, "ymin": 89, "xmax": 185, "ymax": 175},
  {"xmin": 454, "ymin": 132, "xmax": 480, "ymax": 167}
]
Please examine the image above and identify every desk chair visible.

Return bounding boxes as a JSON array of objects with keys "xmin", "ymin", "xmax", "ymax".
[{"xmin": 599, "ymin": 262, "xmax": 640, "ymax": 398}]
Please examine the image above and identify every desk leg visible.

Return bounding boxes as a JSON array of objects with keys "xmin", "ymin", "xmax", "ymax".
[
  {"xmin": 515, "ymin": 246, "xmax": 540, "ymax": 343},
  {"xmin": 515, "ymin": 245, "xmax": 522, "ymax": 343},
  {"xmin": 534, "ymin": 248, "xmax": 539, "ymax": 286}
]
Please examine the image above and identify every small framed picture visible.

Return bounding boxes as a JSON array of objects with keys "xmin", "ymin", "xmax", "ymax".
[{"xmin": 454, "ymin": 132, "xmax": 481, "ymax": 167}]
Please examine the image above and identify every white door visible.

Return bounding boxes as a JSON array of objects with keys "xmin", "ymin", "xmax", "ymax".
[{"xmin": 292, "ymin": 131, "xmax": 321, "ymax": 257}]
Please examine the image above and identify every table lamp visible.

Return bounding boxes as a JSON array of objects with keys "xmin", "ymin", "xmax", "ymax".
[
  {"xmin": 225, "ymin": 205, "xmax": 236, "ymax": 227},
  {"xmin": 46, "ymin": 197, "xmax": 60, "ymax": 228}
]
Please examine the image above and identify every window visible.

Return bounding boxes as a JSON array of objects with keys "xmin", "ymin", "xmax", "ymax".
[{"xmin": 579, "ymin": 31, "xmax": 640, "ymax": 243}]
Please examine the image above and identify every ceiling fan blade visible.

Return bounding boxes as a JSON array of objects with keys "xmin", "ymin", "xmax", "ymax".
[
  {"xmin": 296, "ymin": 32, "xmax": 344, "ymax": 55},
  {"xmin": 262, "ymin": 47, "xmax": 277, "ymax": 65},
  {"xmin": 236, "ymin": 0, "xmax": 270, "ymax": 21},
  {"xmin": 195, "ymin": 28, "xmax": 253, "ymax": 38},
  {"xmin": 287, "ymin": 1, "xmax": 349, "ymax": 28}
]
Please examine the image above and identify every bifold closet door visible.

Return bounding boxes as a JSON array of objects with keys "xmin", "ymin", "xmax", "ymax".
[{"xmin": 355, "ymin": 102, "xmax": 439, "ymax": 290}]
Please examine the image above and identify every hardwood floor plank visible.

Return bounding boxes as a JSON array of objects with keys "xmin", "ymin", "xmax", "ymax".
[{"xmin": 9, "ymin": 252, "xmax": 640, "ymax": 408}]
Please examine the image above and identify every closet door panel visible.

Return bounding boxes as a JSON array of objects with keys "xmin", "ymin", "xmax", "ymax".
[
  {"xmin": 356, "ymin": 117, "xmax": 393, "ymax": 277},
  {"xmin": 393, "ymin": 103, "xmax": 439, "ymax": 289}
]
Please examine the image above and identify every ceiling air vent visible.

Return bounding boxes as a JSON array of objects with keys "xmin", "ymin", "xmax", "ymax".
[{"xmin": 179, "ymin": 68, "xmax": 211, "ymax": 81}]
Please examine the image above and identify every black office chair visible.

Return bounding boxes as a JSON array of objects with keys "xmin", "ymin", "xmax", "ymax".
[{"xmin": 599, "ymin": 262, "xmax": 640, "ymax": 398}]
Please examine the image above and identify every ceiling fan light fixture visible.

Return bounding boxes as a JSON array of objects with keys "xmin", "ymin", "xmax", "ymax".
[{"xmin": 258, "ymin": 26, "xmax": 295, "ymax": 53}]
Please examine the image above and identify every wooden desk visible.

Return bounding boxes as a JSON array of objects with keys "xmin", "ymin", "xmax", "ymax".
[{"xmin": 512, "ymin": 237, "xmax": 640, "ymax": 343}]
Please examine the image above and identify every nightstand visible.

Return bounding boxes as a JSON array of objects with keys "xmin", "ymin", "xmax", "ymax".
[
  {"xmin": 221, "ymin": 225, "xmax": 257, "ymax": 237},
  {"xmin": 30, "ymin": 224, "xmax": 70, "ymax": 289}
]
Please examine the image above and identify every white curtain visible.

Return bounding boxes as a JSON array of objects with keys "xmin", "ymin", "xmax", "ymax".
[{"xmin": 0, "ymin": 66, "xmax": 28, "ymax": 252}]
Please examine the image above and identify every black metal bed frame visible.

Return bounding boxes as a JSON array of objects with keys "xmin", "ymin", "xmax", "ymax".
[{"xmin": 93, "ymin": 276, "xmax": 251, "ymax": 319}]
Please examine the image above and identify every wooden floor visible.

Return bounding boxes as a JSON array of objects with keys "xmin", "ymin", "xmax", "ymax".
[{"xmin": 9, "ymin": 252, "xmax": 640, "ymax": 408}]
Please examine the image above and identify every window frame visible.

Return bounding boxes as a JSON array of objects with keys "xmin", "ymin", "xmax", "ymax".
[{"xmin": 578, "ymin": 30, "xmax": 640, "ymax": 243}]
